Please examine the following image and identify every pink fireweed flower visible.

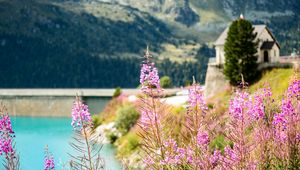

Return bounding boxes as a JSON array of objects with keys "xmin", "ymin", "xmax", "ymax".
[
  {"xmin": 274, "ymin": 130, "xmax": 288, "ymax": 142},
  {"xmin": 160, "ymin": 138, "xmax": 181, "ymax": 166},
  {"xmin": 229, "ymin": 91, "xmax": 250, "ymax": 120},
  {"xmin": 186, "ymin": 147, "xmax": 194, "ymax": 163},
  {"xmin": 281, "ymin": 99, "xmax": 294, "ymax": 116},
  {"xmin": 287, "ymin": 79, "xmax": 300, "ymax": 98},
  {"xmin": 44, "ymin": 156, "xmax": 55, "ymax": 170},
  {"xmin": 188, "ymin": 84, "xmax": 207, "ymax": 111},
  {"xmin": 140, "ymin": 48, "xmax": 161, "ymax": 94},
  {"xmin": 296, "ymin": 134, "xmax": 300, "ymax": 142},
  {"xmin": 196, "ymin": 131, "xmax": 209, "ymax": 147},
  {"xmin": 246, "ymin": 161, "xmax": 257, "ymax": 170},
  {"xmin": 223, "ymin": 146, "xmax": 239, "ymax": 167},
  {"xmin": 71, "ymin": 99, "xmax": 92, "ymax": 129},
  {"xmin": 175, "ymin": 147, "xmax": 186, "ymax": 164},
  {"xmin": 0, "ymin": 138, "xmax": 13, "ymax": 155},
  {"xmin": 139, "ymin": 110, "xmax": 160, "ymax": 130},
  {"xmin": 263, "ymin": 86, "xmax": 272, "ymax": 98},
  {"xmin": 163, "ymin": 138, "xmax": 178, "ymax": 150},
  {"xmin": 0, "ymin": 114, "xmax": 15, "ymax": 156},
  {"xmin": 0, "ymin": 115, "xmax": 13, "ymax": 134},
  {"xmin": 248, "ymin": 94, "xmax": 265, "ymax": 120},
  {"xmin": 273, "ymin": 99, "xmax": 294, "ymax": 129},
  {"xmin": 273, "ymin": 113, "xmax": 287, "ymax": 127},
  {"xmin": 140, "ymin": 63, "xmax": 161, "ymax": 93},
  {"xmin": 210, "ymin": 150, "xmax": 221, "ymax": 168}
]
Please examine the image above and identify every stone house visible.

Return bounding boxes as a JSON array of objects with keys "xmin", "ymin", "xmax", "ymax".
[{"xmin": 214, "ymin": 25, "xmax": 280, "ymax": 65}]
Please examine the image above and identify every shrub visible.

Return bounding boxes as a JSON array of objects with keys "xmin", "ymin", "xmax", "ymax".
[
  {"xmin": 92, "ymin": 115, "xmax": 102, "ymax": 129},
  {"xmin": 115, "ymin": 105, "xmax": 140, "ymax": 134},
  {"xmin": 113, "ymin": 87, "xmax": 122, "ymax": 98},
  {"xmin": 106, "ymin": 131, "xmax": 118, "ymax": 144},
  {"xmin": 160, "ymin": 76, "xmax": 172, "ymax": 88}
]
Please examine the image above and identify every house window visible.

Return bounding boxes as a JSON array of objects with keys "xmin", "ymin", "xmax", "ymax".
[{"xmin": 274, "ymin": 50, "xmax": 276, "ymax": 57}]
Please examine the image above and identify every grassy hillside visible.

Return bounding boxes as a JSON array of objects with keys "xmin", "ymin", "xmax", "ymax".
[
  {"xmin": 208, "ymin": 68, "xmax": 296, "ymax": 114},
  {"xmin": 249, "ymin": 68, "xmax": 295, "ymax": 98}
]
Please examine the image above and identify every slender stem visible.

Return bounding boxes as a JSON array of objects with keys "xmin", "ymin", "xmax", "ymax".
[
  {"xmin": 150, "ymin": 88, "xmax": 164, "ymax": 160},
  {"xmin": 80, "ymin": 114, "xmax": 94, "ymax": 170}
]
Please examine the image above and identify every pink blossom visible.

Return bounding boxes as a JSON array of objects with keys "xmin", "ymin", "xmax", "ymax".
[
  {"xmin": 0, "ymin": 114, "xmax": 15, "ymax": 156},
  {"xmin": 163, "ymin": 138, "xmax": 178, "ymax": 150},
  {"xmin": 0, "ymin": 115, "xmax": 13, "ymax": 134},
  {"xmin": 210, "ymin": 150, "xmax": 221, "ymax": 168},
  {"xmin": 296, "ymin": 134, "xmax": 300, "ymax": 142},
  {"xmin": 140, "ymin": 62, "xmax": 161, "ymax": 94},
  {"xmin": 273, "ymin": 99, "xmax": 294, "ymax": 129},
  {"xmin": 263, "ymin": 86, "xmax": 272, "ymax": 97},
  {"xmin": 246, "ymin": 161, "xmax": 257, "ymax": 170},
  {"xmin": 175, "ymin": 147, "xmax": 186, "ymax": 164},
  {"xmin": 188, "ymin": 84, "xmax": 207, "ymax": 111},
  {"xmin": 0, "ymin": 138, "xmax": 13, "ymax": 155},
  {"xmin": 186, "ymin": 147, "xmax": 194, "ymax": 163},
  {"xmin": 71, "ymin": 99, "xmax": 92, "ymax": 129},
  {"xmin": 248, "ymin": 94, "xmax": 265, "ymax": 120},
  {"xmin": 274, "ymin": 130, "xmax": 288, "ymax": 142},
  {"xmin": 44, "ymin": 156, "xmax": 55, "ymax": 170},
  {"xmin": 196, "ymin": 131, "xmax": 209, "ymax": 147},
  {"xmin": 273, "ymin": 113, "xmax": 287, "ymax": 127},
  {"xmin": 223, "ymin": 146, "xmax": 239, "ymax": 167},
  {"xmin": 229, "ymin": 91, "xmax": 250, "ymax": 120},
  {"xmin": 281, "ymin": 99, "xmax": 294, "ymax": 116},
  {"xmin": 140, "ymin": 110, "xmax": 160, "ymax": 130},
  {"xmin": 287, "ymin": 79, "xmax": 300, "ymax": 98}
]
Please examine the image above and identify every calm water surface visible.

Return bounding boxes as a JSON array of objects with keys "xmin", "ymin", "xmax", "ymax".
[{"xmin": 11, "ymin": 117, "xmax": 122, "ymax": 170}]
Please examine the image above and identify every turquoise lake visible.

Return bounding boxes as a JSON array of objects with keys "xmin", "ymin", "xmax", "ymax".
[{"xmin": 10, "ymin": 117, "xmax": 122, "ymax": 170}]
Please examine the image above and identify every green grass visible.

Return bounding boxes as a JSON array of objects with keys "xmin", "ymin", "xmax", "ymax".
[
  {"xmin": 208, "ymin": 68, "xmax": 296, "ymax": 116},
  {"xmin": 249, "ymin": 68, "xmax": 295, "ymax": 98}
]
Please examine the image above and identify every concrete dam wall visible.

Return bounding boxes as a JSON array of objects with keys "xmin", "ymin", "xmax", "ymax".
[{"xmin": 0, "ymin": 89, "xmax": 139, "ymax": 117}]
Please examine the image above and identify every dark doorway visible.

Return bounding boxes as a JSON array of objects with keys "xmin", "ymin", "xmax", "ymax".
[{"xmin": 264, "ymin": 51, "xmax": 269, "ymax": 62}]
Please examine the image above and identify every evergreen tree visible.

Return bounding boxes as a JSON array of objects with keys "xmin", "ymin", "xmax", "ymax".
[{"xmin": 224, "ymin": 18, "xmax": 258, "ymax": 85}]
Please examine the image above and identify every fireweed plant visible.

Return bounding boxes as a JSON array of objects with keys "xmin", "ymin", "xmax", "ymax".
[
  {"xmin": 44, "ymin": 146, "xmax": 55, "ymax": 170},
  {"xmin": 69, "ymin": 96, "xmax": 105, "ymax": 170},
  {"xmin": 137, "ymin": 48, "xmax": 299, "ymax": 169},
  {"xmin": 0, "ymin": 104, "xmax": 19, "ymax": 170}
]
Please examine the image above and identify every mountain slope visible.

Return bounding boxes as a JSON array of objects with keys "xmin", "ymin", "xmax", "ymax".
[{"xmin": 0, "ymin": 0, "xmax": 300, "ymax": 88}]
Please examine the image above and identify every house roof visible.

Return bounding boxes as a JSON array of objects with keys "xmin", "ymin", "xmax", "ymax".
[
  {"xmin": 260, "ymin": 41, "xmax": 275, "ymax": 50},
  {"xmin": 215, "ymin": 25, "xmax": 269, "ymax": 46}
]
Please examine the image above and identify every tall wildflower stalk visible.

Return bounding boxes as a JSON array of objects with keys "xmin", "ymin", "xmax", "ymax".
[
  {"xmin": 138, "ymin": 48, "xmax": 222, "ymax": 169},
  {"xmin": 138, "ymin": 47, "xmax": 168, "ymax": 169},
  {"xmin": 183, "ymin": 80, "xmax": 221, "ymax": 169},
  {"xmin": 69, "ymin": 97, "xmax": 104, "ymax": 170},
  {"xmin": 272, "ymin": 79, "xmax": 300, "ymax": 168},
  {"xmin": 0, "ymin": 103, "xmax": 19, "ymax": 170}
]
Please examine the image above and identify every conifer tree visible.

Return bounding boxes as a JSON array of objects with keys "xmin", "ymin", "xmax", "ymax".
[{"xmin": 224, "ymin": 18, "xmax": 258, "ymax": 85}]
